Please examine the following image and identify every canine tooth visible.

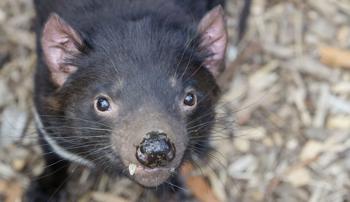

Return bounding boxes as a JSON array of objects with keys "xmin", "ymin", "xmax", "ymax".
[{"xmin": 129, "ymin": 164, "xmax": 137, "ymax": 176}]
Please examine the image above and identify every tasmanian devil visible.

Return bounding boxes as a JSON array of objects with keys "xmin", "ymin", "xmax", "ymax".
[{"xmin": 27, "ymin": 0, "xmax": 235, "ymax": 201}]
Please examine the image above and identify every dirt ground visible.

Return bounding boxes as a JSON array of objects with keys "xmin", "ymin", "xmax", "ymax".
[{"xmin": 1, "ymin": 0, "xmax": 350, "ymax": 202}]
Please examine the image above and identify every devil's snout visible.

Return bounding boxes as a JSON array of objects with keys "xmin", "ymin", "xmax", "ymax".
[{"xmin": 136, "ymin": 132, "xmax": 176, "ymax": 168}]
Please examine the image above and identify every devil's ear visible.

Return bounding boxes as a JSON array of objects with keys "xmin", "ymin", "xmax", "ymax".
[
  {"xmin": 41, "ymin": 13, "xmax": 84, "ymax": 87},
  {"xmin": 198, "ymin": 5, "xmax": 228, "ymax": 78}
]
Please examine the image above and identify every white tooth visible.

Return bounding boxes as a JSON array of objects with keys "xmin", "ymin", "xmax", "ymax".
[{"xmin": 129, "ymin": 164, "xmax": 137, "ymax": 176}]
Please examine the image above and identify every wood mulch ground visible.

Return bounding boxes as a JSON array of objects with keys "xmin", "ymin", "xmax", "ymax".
[{"xmin": 1, "ymin": 0, "xmax": 350, "ymax": 201}]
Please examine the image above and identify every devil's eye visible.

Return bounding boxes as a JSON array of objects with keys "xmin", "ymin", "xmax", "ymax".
[
  {"xmin": 183, "ymin": 92, "xmax": 197, "ymax": 107},
  {"xmin": 96, "ymin": 97, "xmax": 110, "ymax": 112}
]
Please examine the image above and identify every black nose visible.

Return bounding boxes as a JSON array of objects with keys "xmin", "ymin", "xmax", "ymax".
[{"xmin": 136, "ymin": 132, "xmax": 176, "ymax": 168}]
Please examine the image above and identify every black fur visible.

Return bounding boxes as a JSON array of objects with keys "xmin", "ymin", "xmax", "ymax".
[{"xmin": 28, "ymin": 0, "xmax": 226, "ymax": 201}]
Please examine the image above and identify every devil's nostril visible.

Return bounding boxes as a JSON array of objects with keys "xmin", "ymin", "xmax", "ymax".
[{"xmin": 136, "ymin": 132, "xmax": 176, "ymax": 168}]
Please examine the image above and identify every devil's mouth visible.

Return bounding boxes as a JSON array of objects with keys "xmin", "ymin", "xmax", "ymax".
[{"xmin": 127, "ymin": 163, "xmax": 175, "ymax": 187}]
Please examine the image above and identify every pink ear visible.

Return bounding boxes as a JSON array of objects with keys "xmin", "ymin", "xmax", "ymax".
[
  {"xmin": 41, "ymin": 14, "xmax": 83, "ymax": 87},
  {"xmin": 198, "ymin": 5, "xmax": 228, "ymax": 78}
]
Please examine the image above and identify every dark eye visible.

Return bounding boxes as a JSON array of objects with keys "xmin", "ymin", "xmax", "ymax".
[
  {"xmin": 183, "ymin": 92, "xmax": 196, "ymax": 107},
  {"xmin": 96, "ymin": 97, "xmax": 110, "ymax": 112}
]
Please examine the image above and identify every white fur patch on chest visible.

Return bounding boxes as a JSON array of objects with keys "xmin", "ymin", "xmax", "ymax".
[{"xmin": 33, "ymin": 109, "xmax": 95, "ymax": 168}]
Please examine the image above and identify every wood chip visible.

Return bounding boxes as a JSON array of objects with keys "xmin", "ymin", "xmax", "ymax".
[
  {"xmin": 319, "ymin": 46, "xmax": 350, "ymax": 69},
  {"xmin": 0, "ymin": 180, "xmax": 22, "ymax": 202},
  {"xmin": 181, "ymin": 163, "xmax": 220, "ymax": 202},
  {"xmin": 300, "ymin": 141, "xmax": 324, "ymax": 161},
  {"xmin": 327, "ymin": 116, "xmax": 350, "ymax": 129},
  {"xmin": 285, "ymin": 167, "xmax": 311, "ymax": 187}
]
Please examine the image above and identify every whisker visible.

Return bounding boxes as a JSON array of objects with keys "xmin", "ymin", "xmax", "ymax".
[{"xmin": 165, "ymin": 181, "xmax": 188, "ymax": 193}]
